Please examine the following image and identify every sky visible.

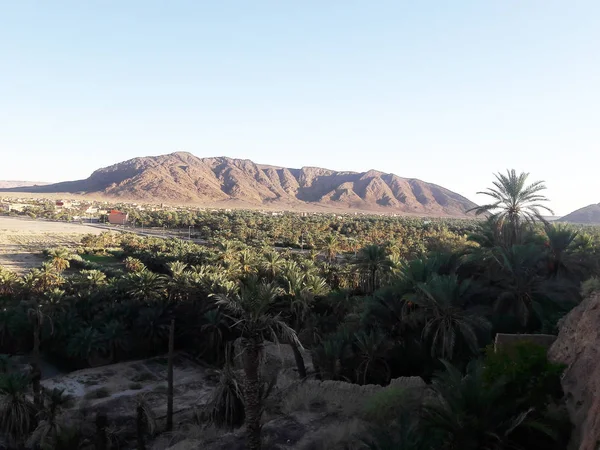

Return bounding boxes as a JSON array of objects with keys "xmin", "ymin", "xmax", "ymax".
[{"xmin": 1, "ymin": 1, "xmax": 600, "ymax": 216}]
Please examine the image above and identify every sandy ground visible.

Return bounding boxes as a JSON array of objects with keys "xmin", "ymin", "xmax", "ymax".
[
  {"xmin": 41, "ymin": 353, "xmax": 216, "ymax": 423},
  {"xmin": 0, "ymin": 216, "xmax": 104, "ymax": 273}
]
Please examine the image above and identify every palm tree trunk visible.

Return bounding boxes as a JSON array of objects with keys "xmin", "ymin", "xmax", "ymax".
[
  {"xmin": 32, "ymin": 317, "xmax": 42, "ymax": 408},
  {"xmin": 136, "ymin": 405, "xmax": 146, "ymax": 450},
  {"xmin": 95, "ymin": 413, "xmax": 108, "ymax": 450},
  {"xmin": 370, "ymin": 268, "xmax": 377, "ymax": 294},
  {"xmin": 166, "ymin": 319, "xmax": 175, "ymax": 432},
  {"xmin": 290, "ymin": 341, "xmax": 307, "ymax": 379},
  {"xmin": 242, "ymin": 339, "xmax": 262, "ymax": 450},
  {"xmin": 311, "ymin": 350, "xmax": 322, "ymax": 380}
]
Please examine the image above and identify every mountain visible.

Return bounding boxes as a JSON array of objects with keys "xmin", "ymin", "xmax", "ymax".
[
  {"xmin": 558, "ymin": 204, "xmax": 600, "ymax": 224},
  {"xmin": 0, "ymin": 180, "xmax": 49, "ymax": 189},
  {"xmin": 1, "ymin": 152, "xmax": 477, "ymax": 216}
]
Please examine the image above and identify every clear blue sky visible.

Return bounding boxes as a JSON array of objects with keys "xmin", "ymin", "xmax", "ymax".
[{"xmin": 2, "ymin": 1, "xmax": 599, "ymax": 215}]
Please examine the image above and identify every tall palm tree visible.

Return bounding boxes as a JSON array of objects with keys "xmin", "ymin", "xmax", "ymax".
[
  {"xmin": 322, "ymin": 235, "xmax": 340, "ymax": 263},
  {"xmin": 405, "ymin": 275, "xmax": 490, "ymax": 360},
  {"xmin": 28, "ymin": 305, "xmax": 53, "ymax": 408},
  {"xmin": 469, "ymin": 170, "xmax": 553, "ymax": 246},
  {"xmin": 211, "ymin": 280, "xmax": 301, "ymax": 450}
]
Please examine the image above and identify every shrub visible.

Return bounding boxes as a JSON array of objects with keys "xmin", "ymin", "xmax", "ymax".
[
  {"xmin": 483, "ymin": 342, "xmax": 565, "ymax": 410},
  {"xmin": 204, "ymin": 364, "xmax": 244, "ymax": 429},
  {"xmin": 362, "ymin": 386, "xmax": 418, "ymax": 424},
  {"xmin": 582, "ymin": 277, "xmax": 600, "ymax": 297}
]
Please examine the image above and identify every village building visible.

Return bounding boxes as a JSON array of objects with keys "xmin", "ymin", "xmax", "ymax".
[{"xmin": 108, "ymin": 210, "xmax": 128, "ymax": 225}]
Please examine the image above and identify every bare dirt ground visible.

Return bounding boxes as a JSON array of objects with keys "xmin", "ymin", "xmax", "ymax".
[{"xmin": 0, "ymin": 216, "xmax": 104, "ymax": 273}]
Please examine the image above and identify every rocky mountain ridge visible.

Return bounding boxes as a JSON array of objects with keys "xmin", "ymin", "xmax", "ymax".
[
  {"xmin": 558, "ymin": 203, "xmax": 600, "ymax": 224},
  {"xmin": 1, "ymin": 152, "xmax": 477, "ymax": 216},
  {"xmin": 0, "ymin": 180, "xmax": 49, "ymax": 189}
]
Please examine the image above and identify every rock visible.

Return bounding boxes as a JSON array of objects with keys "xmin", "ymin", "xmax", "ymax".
[
  {"xmin": 280, "ymin": 376, "xmax": 427, "ymax": 418},
  {"xmin": 41, "ymin": 353, "xmax": 217, "ymax": 444},
  {"xmin": 548, "ymin": 294, "xmax": 600, "ymax": 450}
]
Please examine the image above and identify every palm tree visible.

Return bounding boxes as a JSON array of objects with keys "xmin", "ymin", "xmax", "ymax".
[
  {"xmin": 405, "ymin": 275, "xmax": 490, "ymax": 360},
  {"xmin": 260, "ymin": 251, "xmax": 284, "ymax": 281},
  {"xmin": 23, "ymin": 263, "xmax": 63, "ymax": 295},
  {"xmin": 27, "ymin": 387, "xmax": 74, "ymax": 449},
  {"xmin": 28, "ymin": 305, "xmax": 53, "ymax": 408},
  {"xmin": 167, "ymin": 261, "xmax": 190, "ymax": 302},
  {"xmin": 166, "ymin": 319, "xmax": 175, "ymax": 432},
  {"xmin": 354, "ymin": 330, "xmax": 390, "ymax": 385},
  {"xmin": 492, "ymin": 244, "xmax": 578, "ymax": 329},
  {"xmin": 211, "ymin": 279, "xmax": 301, "ymax": 450},
  {"xmin": 238, "ymin": 249, "xmax": 256, "ymax": 275},
  {"xmin": 134, "ymin": 305, "xmax": 171, "ymax": 352},
  {"xmin": 469, "ymin": 170, "xmax": 553, "ymax": 246},
  {"xmin": 543, "ymin": 223, "xmax": 580, "ymax": 279},
  {"xmin": 355, "ymin": 244, "xmax": 392, "ymax": 294},
  {"xmin": 45, "ymin": 248, "xmax": 71, "ymax": 273},
  {"xmin": 99, "ymin": 320, "xmax": 130, "ymax": 362},
  {"xmin": 422, "ymin": 361, "xmax": 549, "ymax": 450},
  {"xmin": 0, "ymin": 267, "xmax": 20, "ymax": 297},
  {"xmin": 322, "ymin": 235, "xmax": 339, "ymax": 263},
  {"xmin": 71, "ymin": 269, "xmax": 107, "ymax": 292},
  {"xmin": 135, "ymin": 394, "xmax": 156, "ymax": 450},
  {"xmin": 125, "ymin": 270, "xmax": 167, "ymax": 303},
  {"xmin": 0, "ymin": 373, "xmax": 36, "ymax": 448},
  {"xmin": 124, "ymin": 257, "xmax": 146, "ymax": 273},
  {"xmin": 67, "ymin": 326, "xmax": 103, "ymax": 364},
  {"xmin": 200, "ymin": 309, "xmax": 229, "ymax": 364}
]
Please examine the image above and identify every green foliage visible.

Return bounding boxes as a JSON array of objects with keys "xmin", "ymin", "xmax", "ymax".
[
  {"xmin": 582, "ymin": 276, "xmax": 600, "ymax": 297},
  {"xmin": 0, "ymin": 373, "xmax": 36, "ymax": 445},
  {"xmin": 204, "ymin": 362, "xmax": 245, "ymax": 429},
  {"xmin": 483, "ymin": 342, "xmax": 566, "ymax": 409},
  {"xmin": 362, "ymin": 387, "xmax": 416, "ymax": 424}
]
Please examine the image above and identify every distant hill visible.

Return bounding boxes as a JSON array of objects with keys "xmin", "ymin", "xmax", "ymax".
[
  {"xmin": 558, "ymin": 204, "xmax": 600, "ymax": 224},
  {"xmin": 1, "ymin": 152, "xmax": 477, "ymax": 217},
  {"xmin": 0, "ymin": 180, "xmax": 49, "ymax": 189}
]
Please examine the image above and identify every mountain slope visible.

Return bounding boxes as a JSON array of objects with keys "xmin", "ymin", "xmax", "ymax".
[
  {"xmin": 0, "ymin": 180, "xmax": 49, "ymax": 189},
  {"xmin": 2, "ymin": 152, "xmax": 477, "ymax": 216},
  {"xmin": 558, "ymin": 204, "xmax": 600, "ymax": 224}
]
